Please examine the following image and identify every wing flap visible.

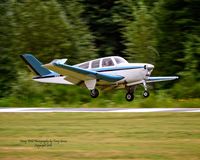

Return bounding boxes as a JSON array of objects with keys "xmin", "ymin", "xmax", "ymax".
[{"xmin": 146, "ymin": 76, "xmax": 179, "ymax": 83}]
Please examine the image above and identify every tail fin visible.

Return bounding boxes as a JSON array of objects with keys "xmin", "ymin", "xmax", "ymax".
[{"xmin": 20, "ymin": 54, "xmax": 57, "ymax": 77}]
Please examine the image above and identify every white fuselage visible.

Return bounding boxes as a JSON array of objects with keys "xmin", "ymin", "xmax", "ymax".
[
  {"xmin": 93, "ymin": 63, "xmax": 154, "ymax": 86},
  {"xmin": 73, "ymin": 56, "xmax": 154, "ymax": 85},
  {"xmin": 34, "ymin": 56, "xmax": 154, "ymax": 87}
]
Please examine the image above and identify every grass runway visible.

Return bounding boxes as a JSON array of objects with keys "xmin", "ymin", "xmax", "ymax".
[{"xmin": 0, "ymin": 113, "xmax": 200, "ymax": 160}]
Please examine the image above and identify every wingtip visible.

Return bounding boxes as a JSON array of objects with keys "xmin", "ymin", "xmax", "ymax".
[
  {"xmin": 20, "ymin": 53, "xmax": 33, "ymax": 57},
  {"xmin": 20, "ymin": 54, "xmax": 24, "ymax": 59}
]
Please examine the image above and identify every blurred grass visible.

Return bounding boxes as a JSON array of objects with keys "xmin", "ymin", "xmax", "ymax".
[
  {"xmin": 0, "ymin": 95, "xmax": 199, "ymax": 108},
  {"xmin": 0, "ymin": 113, "xmax": 200, "ymax": 160}
]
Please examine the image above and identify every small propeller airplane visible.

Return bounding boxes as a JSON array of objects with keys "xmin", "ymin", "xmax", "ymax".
[{"xmin": 21, "ymin": 54, "xmax": 178, "ymax": 101}]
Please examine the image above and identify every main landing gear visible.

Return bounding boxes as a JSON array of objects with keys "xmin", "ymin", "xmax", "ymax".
[
  {"xmin": 125, "ymin": 92, "xmax": 134, "ymax": 101},
  {"xmin": 125, "ymin": 81, "xmax": 150, "ymax": 102},
  {"xmin": 84, "ymin": 79, "xmax": 99, "ymax": 98},
  {"xmin": 125, "ymin": 86, "xmax": 135, "ymax": 102},
  {"xmin": 90, "ymin": 88, "xmax": 99, "ymax": 98}
]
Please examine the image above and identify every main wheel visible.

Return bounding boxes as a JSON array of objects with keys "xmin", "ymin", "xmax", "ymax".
[
  {"xmin": 125, "ymin": 92, "xmax": 134, "ymax": 102},
  {"xmin": 143, "ymin": 90, "xmax": 150, "ymax": 98},
  {"xmin": 90, "ymin": 89, "xmax": 99, "ymax": 98}
]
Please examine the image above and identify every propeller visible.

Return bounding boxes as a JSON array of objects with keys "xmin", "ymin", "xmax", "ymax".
[{"xmin": 144, "ymin": 64, "xmax": 154, "ymax": 77}]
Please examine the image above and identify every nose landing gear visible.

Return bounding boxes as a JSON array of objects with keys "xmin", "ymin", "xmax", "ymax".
[
  {"xmin": 142, "ymin": 80, "xmax": 150, "ymax": 98},
  {"xmin": 143, "ymin": 90, "xmax": 150, "ymax": 98}
]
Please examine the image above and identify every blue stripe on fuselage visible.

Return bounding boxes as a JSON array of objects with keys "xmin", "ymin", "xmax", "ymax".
[{"xmin": 94, "ymin": 66, "xmax": 144, "ymax": 72}]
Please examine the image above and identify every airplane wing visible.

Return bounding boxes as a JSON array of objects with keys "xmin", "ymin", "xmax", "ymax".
[
  {"xmin": 43, "ymin": 61, "xmax": 124, "ymax": 85},
  {"xmin": 146, "ymin": 76, "xmax": 179, "ymax": 83}
]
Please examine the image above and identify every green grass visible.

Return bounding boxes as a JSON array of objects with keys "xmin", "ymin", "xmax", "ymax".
[
  {"xmin": 0, "ymin": 113, "xmax": 200, "ymax": 160},
  {"xmin": 0, "ymin": 96, "xmax": 200, "ymax": 108}
]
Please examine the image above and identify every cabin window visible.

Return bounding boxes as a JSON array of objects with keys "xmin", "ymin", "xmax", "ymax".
[
  {"xmin": 102, "ymin": 58, "xmax": 114, "ymax": 67},
  {"xmin": 115, "ymin": 57, "xmax": 127, "ymax": 64},
  {"xmin": 91, "ymin": 60, "xmax": 100, "ymax": 68},
  {"xmin": 78, "ymin": 62, "xmax": 89, "ymax": 69}
]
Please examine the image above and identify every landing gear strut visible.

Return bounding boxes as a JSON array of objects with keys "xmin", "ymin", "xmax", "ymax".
[
  {"xmin": 142, "ymin": 80, "xmax": 150, "ymax": 98},
  {"xmin": 90, "ymin": 88, "xmax": 99, "ymax": 98}
]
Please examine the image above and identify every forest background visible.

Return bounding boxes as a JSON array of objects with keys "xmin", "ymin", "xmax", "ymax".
[{"xmin": 0, "ymin": 0, "xmax": 199, "ymax": 107}]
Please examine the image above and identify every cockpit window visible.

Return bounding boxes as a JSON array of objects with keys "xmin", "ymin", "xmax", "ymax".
[
  {"xmin": 91, "ymin": 59, "xmax": 100, "ymax": 68},
  {"xmin": 78, "ymin": 62, "xmax": 89, "ymax": 69},
  {"xmin": 114, "ymin": 57, "xmax": 128, "ymax": 64},
  {"xmin": 102, "ymin": 58, "xmax": 114, "ymax": 67}
]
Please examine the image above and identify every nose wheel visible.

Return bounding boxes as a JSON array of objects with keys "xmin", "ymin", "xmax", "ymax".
[
  {"xmin": 143, "ymin": 90, "xmax": 150, "ymax": 98},
  {"xmin": 90, "ymin": 88, "xmax": 99, "ymax": 98}
]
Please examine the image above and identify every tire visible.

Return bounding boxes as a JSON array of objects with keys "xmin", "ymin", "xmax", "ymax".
[
  {"xmin": 90, "ymin": 89, "xmax": 99, "ymax": 98},
  {"xmin": 125, "ymin": 92, "xmax": 134, "ymax": 102},
  {"xmin": 143, "ymin": 90, "xmax": 150, "ymax": 98}
]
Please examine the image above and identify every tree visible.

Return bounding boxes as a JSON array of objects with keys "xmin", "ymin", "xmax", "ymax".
[
  {"xmin": 57, "ymin": 0, "xmax": 97, "ymax": 63},
  {"xmin": 2, "ymin": 0, "xmax": 97, "ymax": 102},
  {"xmin": 0, "ymin": 0, "xmax": 17, "ymax": 97},
  {"xmin": 123, "ymin": 1, "xmax": 158, "ymax": 63},
  {"xmin": 11, "ymin": 0, "xmax": 96, "ymax": 65},
  {"xmin": 80, "ymin": 0, "xmax": 124, "ymax": 57},
  {"xmin": 172, "ymin": 34, "xmax": 200, "ymax": 98},
  {"xmin": 154, "ymin": 0, "xmax": 200, "ymax": 76}
]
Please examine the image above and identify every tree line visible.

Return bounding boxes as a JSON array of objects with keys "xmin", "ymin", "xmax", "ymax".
[{"xmin": 0, "ymin": 0, "xmax": 199, "ymax": 102}]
